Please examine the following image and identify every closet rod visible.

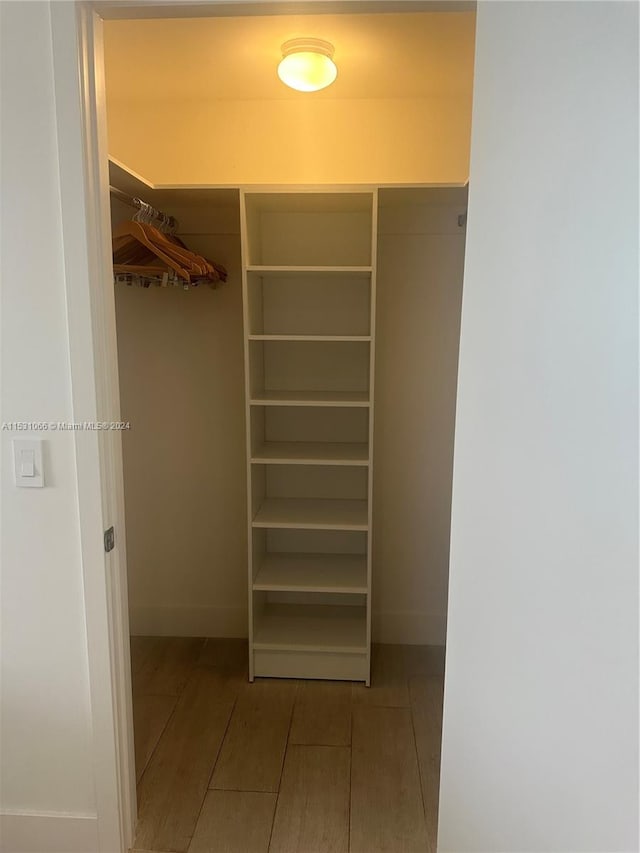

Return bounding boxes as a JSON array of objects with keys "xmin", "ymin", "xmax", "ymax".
[{"xmin": 109, "ymin": 185, "xmax": 177, "ymax": 230}]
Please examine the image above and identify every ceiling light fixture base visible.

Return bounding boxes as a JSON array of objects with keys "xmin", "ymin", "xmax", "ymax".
[{"xmin": 281, "ymin": 37, "xmax": 335, "ymax": 59}]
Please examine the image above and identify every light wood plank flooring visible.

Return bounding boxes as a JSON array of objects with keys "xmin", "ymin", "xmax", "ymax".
[{"xmin": 130, "ymin": 638, "xmax": 444, "ymax": 853}]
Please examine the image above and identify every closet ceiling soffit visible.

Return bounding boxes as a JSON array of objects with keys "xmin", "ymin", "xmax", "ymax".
[{"xmin": 103, "ymin": 10, "xmax": 476, "ymax": 103}]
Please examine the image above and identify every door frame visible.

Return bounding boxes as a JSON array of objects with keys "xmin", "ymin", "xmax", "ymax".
[{"xmin": 51, "ymin": 4, "xmax": 137, "ymax": 850}]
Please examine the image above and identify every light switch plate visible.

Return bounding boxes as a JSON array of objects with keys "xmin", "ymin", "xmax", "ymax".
[{"xmin": 13, "ymin": 439, "xmax": 44, "ymax": 487}]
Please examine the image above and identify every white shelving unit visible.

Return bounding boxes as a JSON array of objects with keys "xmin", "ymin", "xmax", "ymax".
[{"xmin": 241, "ymin": 189, "xmax": 377, "ymax": 683}]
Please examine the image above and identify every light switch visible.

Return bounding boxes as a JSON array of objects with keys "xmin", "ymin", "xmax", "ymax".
[
  {"xmin": 20, "ymin": 450, "xmax": 35, "ymax": 477},
  {"xmin": 13, "ymin": 439, "xmax": 44, "ymax": 488}
]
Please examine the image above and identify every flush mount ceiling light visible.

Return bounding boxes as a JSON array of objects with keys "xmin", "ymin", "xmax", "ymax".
[{"xmin": 277, "ymin": 38, "xmax": 337, "ymax": 92}]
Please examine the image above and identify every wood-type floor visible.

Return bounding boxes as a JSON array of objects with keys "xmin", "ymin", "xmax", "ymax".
[{"xmin": 130, "ymin": 637, "xmax": 445, "ymax": 853}]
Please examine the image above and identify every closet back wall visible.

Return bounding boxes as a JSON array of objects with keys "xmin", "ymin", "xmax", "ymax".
[
  {"xmin": 374, "ymin": 189, "xmax": 466, "ymax": 644},
  {"xmin": 112, "ymin": 195, "xmax": 248, "ymax": 636},
  {"xmin": 111, "ymin": 188, "xmax": 465, "ymax": 644}
]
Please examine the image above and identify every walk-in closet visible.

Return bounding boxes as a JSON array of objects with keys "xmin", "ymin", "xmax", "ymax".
[{"xmin": 106, "ymin": 7, "xmax": 474, "ymax": 852}]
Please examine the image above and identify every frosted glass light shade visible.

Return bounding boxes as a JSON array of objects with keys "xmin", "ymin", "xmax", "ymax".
[{"xmin": 278, "ymin": 38, "xmax": 337, "ymax": 92}]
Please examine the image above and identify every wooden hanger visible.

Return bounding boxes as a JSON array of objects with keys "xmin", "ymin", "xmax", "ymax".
[
  {"xmin": 170, "ymin": 235, "xmax": 228, "ymax": 282},
  {"xmin": 142, "ymin": 224, "xmax": 222, "ymax": 281},
  {"xmin": 113, "ymin": 221, "xmax": 192, "ymax": 282},
  {"xmin": 112, "ymin": 202, "xmax": 227, "ymax": 286},
  {"xmin": 145, "ymin": 226, "xmax": 211, "ymax": 277}
]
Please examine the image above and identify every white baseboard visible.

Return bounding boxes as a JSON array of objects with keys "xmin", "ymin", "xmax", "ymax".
[
  {"xmin": 0, "ymin": 811, "xmax": 99, "ymax": 853},
  {"xmin": 129, "ymin": 604, "xmax": 445, "ymax": 645},
  {"xmin": 372, "ymin": 609, "xmax": 447, "ymax": 645},
  {"xmin": 129, "ymin": 604, "xmax": 246, "ymax": 637}
]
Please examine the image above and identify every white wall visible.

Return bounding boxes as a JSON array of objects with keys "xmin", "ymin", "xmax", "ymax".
[
  {"xmin": 374, "ymin": 189, "xmax": 466, "ymax": 645},
  {"xmin": 439, "ymin": 2, "xmax": 639, "ymax": 851},
  {"xmin": 112, "ymin": 198, "xmax": 248, "ymax": 637},
  {"xmin": 102, "ymin": 9, "xmax": 475, "ymax": 187},
  {"xmin": 0, "ymin": 0, "xmax": 97, "ymax": 843}
]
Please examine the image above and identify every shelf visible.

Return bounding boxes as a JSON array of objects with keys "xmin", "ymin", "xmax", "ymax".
[
  {"xmin": 253, "ymin": 553, "xmax": 367, "ymax": 593},
  {"xmin": 252, "ymin": 498, "xmax": 368, "ymax": 530},
  {"xmin": 251, "ymin": 441, "xmax": 369, "ymax": 466},
  {"xmin": 247, "ymin": 265, "xmax": 372, "ymax": 277},
  {"xmin": 248, "ymin": 334, "xmax": 371, "ymax": 342},
  {"xmin": 250, "ymin": 390, "xmax": 370, "ymax": 408},
  {"xmin": 253, "ymin": 603, "xmax": 367, "ymax": 653}
]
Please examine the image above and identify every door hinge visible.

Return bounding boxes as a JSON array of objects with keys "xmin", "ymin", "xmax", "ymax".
[{"xmin": 104, "ymin": 526, "xmax": 115, "ymax": 553}]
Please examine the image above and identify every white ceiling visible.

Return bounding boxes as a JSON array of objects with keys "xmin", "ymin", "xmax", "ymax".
[{"xmin": 104, "ymin": 11, "xmax": 476, "ymax": 102}]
